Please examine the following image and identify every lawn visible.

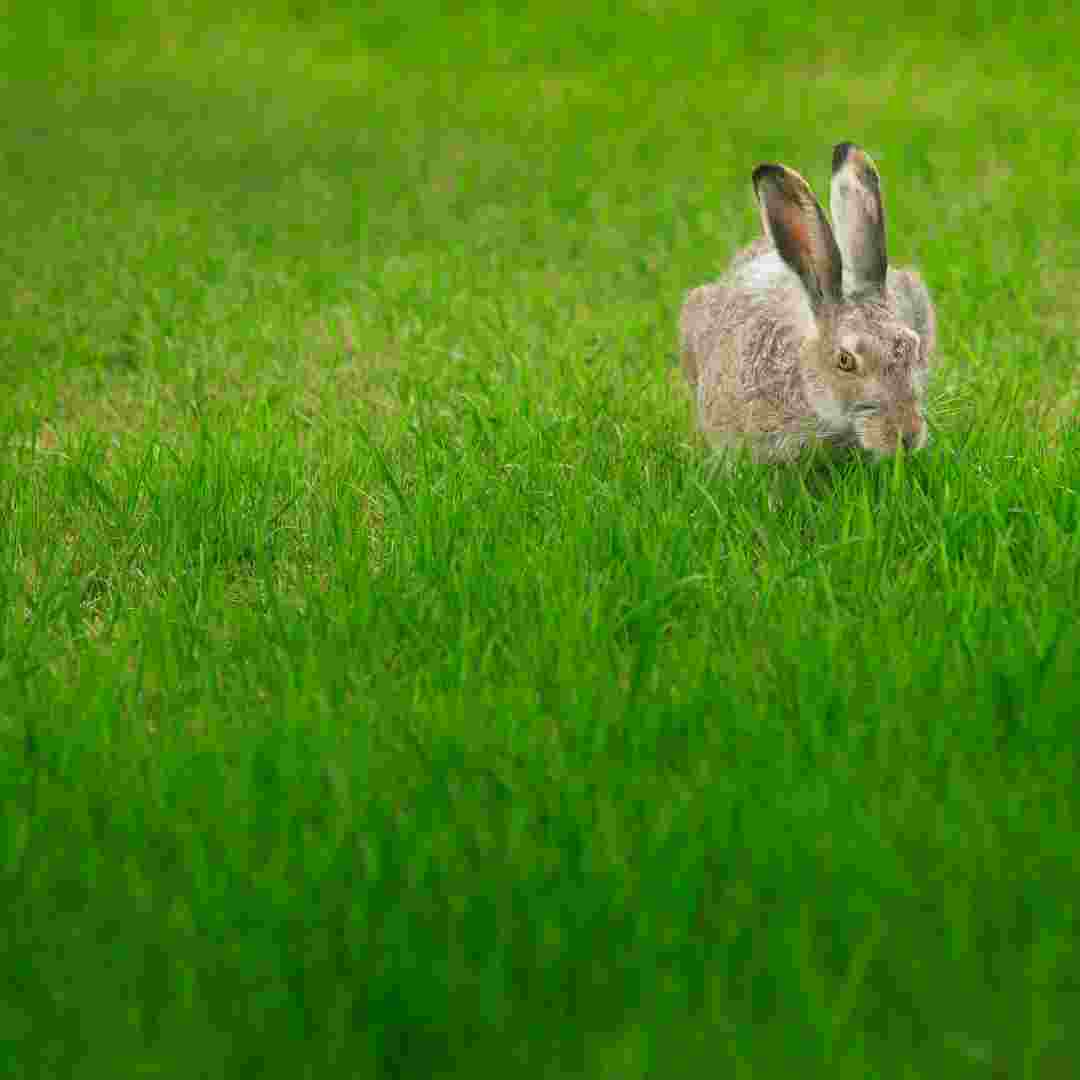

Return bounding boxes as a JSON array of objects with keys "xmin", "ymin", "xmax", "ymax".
[{"xmin": 2, "ymin": 2, "xmax": 1079, "ymax": 1076}]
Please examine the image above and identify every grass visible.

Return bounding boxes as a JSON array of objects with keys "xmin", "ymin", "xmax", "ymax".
[{"xmin": 2, "ymin": 2, "xmax": 1080, "ymax": 1075}]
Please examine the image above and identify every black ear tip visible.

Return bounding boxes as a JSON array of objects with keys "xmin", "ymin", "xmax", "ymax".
[
  {"xmin": 832, "ymin": 142, "xmax": 857, "ymax": 173},
  {"xmin": 752, "ymin": 163, "xmax": 785, "ymax": 193}
]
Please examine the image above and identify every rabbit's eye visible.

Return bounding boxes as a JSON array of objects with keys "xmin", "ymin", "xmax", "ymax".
[{"xmin": 837, "ymin": 350, "xmax": 858, "ymax": 373}]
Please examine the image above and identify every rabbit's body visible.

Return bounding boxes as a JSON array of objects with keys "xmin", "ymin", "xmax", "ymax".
[{"xmin": 680, "ymin": 144, "xmax": 936, "ymax": 461}]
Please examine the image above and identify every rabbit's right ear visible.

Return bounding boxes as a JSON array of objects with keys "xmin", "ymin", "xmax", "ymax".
[
  {"xmin": 752, "ymin": 164, "xmax": 842, "ymax": 315},
  {"xmin": 829, "ymin": 142, "xmax": 888, "ymax": 294}
]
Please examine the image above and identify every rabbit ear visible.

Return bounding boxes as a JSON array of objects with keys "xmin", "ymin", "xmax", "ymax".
[
  {"xmin": 830, "ymin": 142, "xmax": 888, "ymax": 293},
  {"xmin": 752, "ymin": 163, "xmax": 842, "ymax": 314}
]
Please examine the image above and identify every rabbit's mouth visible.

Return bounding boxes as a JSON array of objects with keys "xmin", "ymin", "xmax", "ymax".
[{"xmin": 852, "ymin": 409, "xmax": 928, "ymax": 455}]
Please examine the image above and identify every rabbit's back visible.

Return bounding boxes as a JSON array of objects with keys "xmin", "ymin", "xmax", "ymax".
[{"xmin": 680, "ymin": 242, "xmax": 814, "ymax": 451}]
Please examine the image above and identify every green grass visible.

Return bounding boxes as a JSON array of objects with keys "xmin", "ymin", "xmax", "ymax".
[{"xmin": 3, "ymin": 2, "xmax": 1080, "ymax": 1076}]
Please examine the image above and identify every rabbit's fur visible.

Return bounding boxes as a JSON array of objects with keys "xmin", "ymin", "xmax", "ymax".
[{"xmin": 680, "ymin": 143, "xmax": 936, "ymax": 461}]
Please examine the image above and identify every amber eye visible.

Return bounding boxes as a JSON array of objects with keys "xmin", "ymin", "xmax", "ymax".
[{"xmin": 837, "ymin": 349, "xmax": 858, "ymax": 373}]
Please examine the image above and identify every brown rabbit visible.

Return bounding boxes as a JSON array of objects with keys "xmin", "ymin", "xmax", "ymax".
[{"xmin": 680, "ymin": 143, "xmax": 936, "ymax": 461}]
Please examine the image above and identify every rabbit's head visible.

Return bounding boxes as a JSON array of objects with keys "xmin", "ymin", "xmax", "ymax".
[{"xmin": 752, "ymin": 144, "xmax": 929, "ymax": 455}]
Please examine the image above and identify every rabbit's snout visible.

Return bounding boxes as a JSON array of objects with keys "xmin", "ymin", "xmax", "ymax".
[
  {"xmin": 853, "ymin": 405, "xmax": 927, "ymax": 456},
  {"xmin": 893, "ymin": 405, "xmax": 927, "ymax": 451},
  {"xmin": 901, "ymin": 429, "xmax": 920, "ymax": 451}
]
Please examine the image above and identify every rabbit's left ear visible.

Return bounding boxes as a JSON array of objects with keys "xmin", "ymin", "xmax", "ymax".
[
  {"xmin": 830, "ymin": 142, "xmax": 888, "ymax": 293},
  {"xmin": 753, "ymin": 163, "xmax": 843, "ymax": 315}
]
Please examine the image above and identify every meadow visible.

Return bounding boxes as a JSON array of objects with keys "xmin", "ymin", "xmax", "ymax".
[{"xmin": 2, "ymin": 2, "xmax": 1079, "ymax": 1075}]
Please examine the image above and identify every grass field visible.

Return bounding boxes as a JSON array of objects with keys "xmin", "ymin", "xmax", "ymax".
[{"xmin": 2, "ymin": 2, "xmax": 1080, "ymax": 1075}]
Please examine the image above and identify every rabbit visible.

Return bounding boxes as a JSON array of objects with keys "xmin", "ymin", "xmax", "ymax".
[{"xmin": 679, "ymin": 142, "xmax": 936, "ymax": 462}]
